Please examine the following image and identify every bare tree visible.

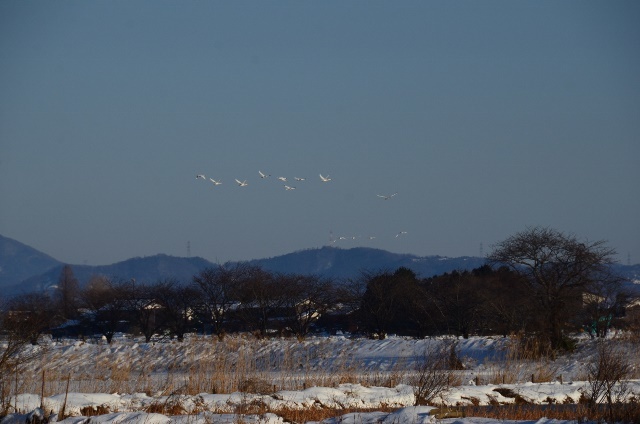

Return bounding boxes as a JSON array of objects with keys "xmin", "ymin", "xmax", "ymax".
[
  {"xmin": 488, "ymin": 227, "xmax": 618, "ymax": 350},
  {"xmin": 55, "ymin": 265, "xmax": 81, "ymax": 320},
  {"xmin": 192, "ymin": 264, "xmax": 247, "ymax": 340},
  {"xmin": 6, "ymin": 292, "xmax": 56, "ymax": 345},
  {"xmin": 235, "ymin": 266, "xmax": 289, "ymax": 337},
  {"xmin": 153, "ymin": 279, "xmax": 199, "ymax": 342},
  {"xmin": 585, "ymin": 340, "xmax": 631, "ymax": 422},
  {"xmin": 278, "ymin": 273, "xmax": 335, "ymax": 340},
  {"xmin": 0, "ymin": 297, "xmax": 48, "ymax": 407},
  {"xmin": 81, "ymin": 277, "xmax": 129, "ymax": 343},
  {"xmin": 328, "ymin": 277, "xmax": 367, "ymax": 334},
  {"xmin": 125, "ymin": 282, "xmax": 161, "ymax": 343}
]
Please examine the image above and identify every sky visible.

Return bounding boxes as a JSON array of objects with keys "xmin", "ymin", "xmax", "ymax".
[{"xmin": 1, "ymin": 1, "xmax": 639, "ymax": 266}]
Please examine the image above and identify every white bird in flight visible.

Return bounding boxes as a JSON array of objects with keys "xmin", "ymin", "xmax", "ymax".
[
  {"xmin": 284, "ymin": 185, "xmax": 296, "ymax": 190},
  {"xmin": 377, "ymin": 193, "xmax": 398, "ymax": 200},
  {"xmin": 396, "ymin": 231, "xmax": 408, "ymax": 238},
  {"xmin": 196, "ymin": 174, "xmax": 206, "ymax": 180},
  {"xmin": 235, "ymin": 179, "xmax": 248, "ymax": 187},
  {"xmin": 319, "ymin": 174, "xmax": 332, "ymax": 182},
  {"xmin": 294, "ymin": 177, "xmax": 306, "ymax": 181},
  {"xmin": 278, "ymin": 176, "xmax": 287, "ymax": 182},
  {"xmin": 209, "ymin": 178, "xmax": 222, "ymax": 186},
  {"xmin": 259, "ymin": 171, "xmax": 270, "ymax": 179}
]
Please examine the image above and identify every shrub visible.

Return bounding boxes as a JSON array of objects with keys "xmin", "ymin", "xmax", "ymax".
[{"xmin": 412, "ymin": 341, "xmax": 458, "ymax": 406}]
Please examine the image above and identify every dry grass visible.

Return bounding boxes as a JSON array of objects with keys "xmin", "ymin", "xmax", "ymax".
[
  {"xmin": 485, "ymin": 334, "xmax": 560, "ymax": 384},
  {"xmin": 274, "ymin": 405, "xmax": 397, "ymax": 423},
  {"xmin": 0, "ymin": 334, "xmax": 575, "ymax": 400},
  {"xmin": 11, "ymin": 334, "xmax": 415, "ymax": 398},
  {"xmin": 4, "ymin": 333, "xmax": 640, "ymax": 423},
  {"xmin": 459, "ymin": 399, "xmax": 640, "ymax": 423}
]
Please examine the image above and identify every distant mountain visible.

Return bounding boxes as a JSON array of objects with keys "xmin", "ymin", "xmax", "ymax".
[
  {"xmin": 619, "ymin": 264, "xmax": 640, "ymax": 283},
  {"xmin": 2, "ymin": 234, "xmax": 639, "ymax": 297},
  {"xmin": 248, "ymin": 246, "xmax": 487, "ymax": 279},
  {"xmin": 618, "ymin": 264, "xmax": 640, "ymax": 294},
  {"xmin": 0, "ymin": 234, "xmax": 62, "ymax": 290},
  {"xmin": 8, "ymin": 254, "xmax": 215, "ymax": 296}
]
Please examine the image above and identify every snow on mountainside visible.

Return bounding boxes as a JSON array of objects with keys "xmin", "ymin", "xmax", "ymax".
[{"xmin": 248, "ymin": 246, "xmax": 487, "ymax": 279}]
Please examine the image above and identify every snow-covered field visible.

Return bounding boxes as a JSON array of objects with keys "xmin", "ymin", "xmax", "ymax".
[{"xmin": 2, "ymin": 334, "xmax": 639, "ymax": 424}]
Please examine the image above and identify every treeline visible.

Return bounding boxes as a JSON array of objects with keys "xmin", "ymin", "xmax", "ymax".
[{"xmin": 1, "ymin": 261, "xmax": 630, "ymax": 347}]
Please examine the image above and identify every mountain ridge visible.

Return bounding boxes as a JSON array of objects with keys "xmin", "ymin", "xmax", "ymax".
[
  {"xmin": 0, "ymin": 234, "xmax": 62, "ymax": 289},
  {"xmin": 2, "ymin": 234, "xmax": 639, "ymax": 297}
]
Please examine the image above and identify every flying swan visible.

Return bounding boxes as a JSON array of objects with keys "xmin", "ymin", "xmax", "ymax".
[{"xmin": 377, "ymin": 193, "xmax": 398, "ymax": 200}]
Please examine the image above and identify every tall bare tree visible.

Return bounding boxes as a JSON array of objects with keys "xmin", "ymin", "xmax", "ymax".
[
  {"xmin": 125, "ymin": 281, "xmax": 161, "ymax": 343},
  {"xmin": 278, "ymin": 273, "xmax": 335, "ymax": 340},
  {"xmin": 488, "ymin": 227, "xmax": 618, "ymax": 350},
  {"xmin": 192, "ymin": 264, "xmax": 247, "ymax": 340},
  {"xmin": 55, "ymin": 265, "xmax": 81, "ymax": 320},
  {"xmin": 81, "ymin": 277, "xmax": 129, "ymax": 343},
  {"xmin": 235, "ymin": 266, "xmax": 287, "ymax": 337},
  {"xmin": 153, "ymin": 279, "xmax": 199, "ymax": 342}
]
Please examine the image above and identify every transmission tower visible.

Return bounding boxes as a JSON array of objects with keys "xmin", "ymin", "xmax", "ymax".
[
  {"xmin": 187, "ymin": 241, "xmax": 191, "ymax": 257},
  {"xmin": 479, "ymin": 242, "xmax": 484, "ymax": 257}
]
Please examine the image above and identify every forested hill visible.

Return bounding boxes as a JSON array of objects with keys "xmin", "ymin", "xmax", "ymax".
[{"xmin": 248, "ymin": 246, "xmax": 486, "ymax": 279}]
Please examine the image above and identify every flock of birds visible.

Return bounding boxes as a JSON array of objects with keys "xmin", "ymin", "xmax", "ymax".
[
  {"xmin": 329, "ymin": 230, "xmax": 408, "ymax": 244},
  {"xmin": 196, "ymin": 171, "xmax": 332, "ymax": 190},
  {"xmin": 195, "ymin": 170, "xmax": 407, "ymax": 243}
]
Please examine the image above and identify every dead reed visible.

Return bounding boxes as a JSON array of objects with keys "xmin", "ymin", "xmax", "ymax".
[
  {"xmin": 459, "ymin": 400, "xmax": 640, "ymax": 423},
  {"xmin": 485, "ymin": 334, "xmax": 560, "ymax": 384}
]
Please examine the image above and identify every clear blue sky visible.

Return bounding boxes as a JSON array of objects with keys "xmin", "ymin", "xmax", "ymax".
[{"xmin": 1, "ymin": 1, "xmax": 639, "ymax": 266}]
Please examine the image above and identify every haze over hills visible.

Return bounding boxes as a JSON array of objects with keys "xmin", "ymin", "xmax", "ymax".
[
  {"xmin": 0, "ymin": 234, "xmax": 61, "ymax": 289},
  {"xmin": 1, "ymin": 234, "xmax": 638, "ymax": 297},
  {"xmin": 12, "ymin": 254, "xmax": 215, "ymax": 296}
]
